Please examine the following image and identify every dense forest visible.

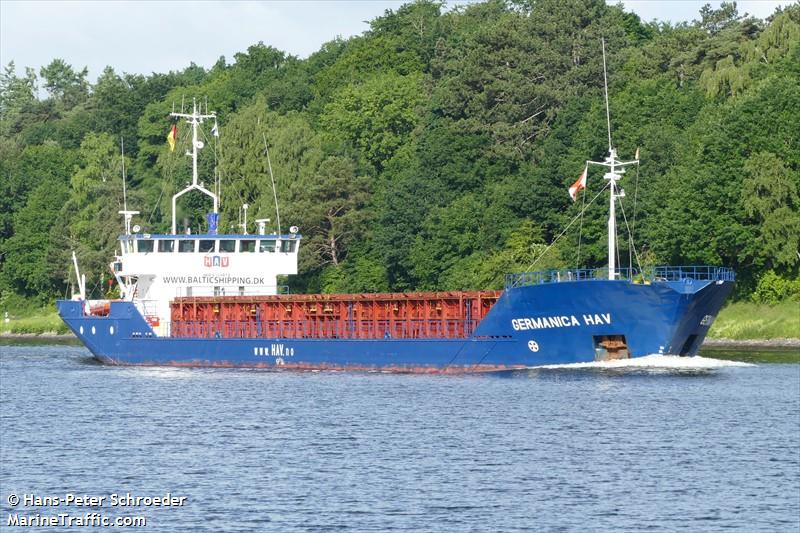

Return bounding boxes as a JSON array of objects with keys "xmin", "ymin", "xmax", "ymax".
[{"xmin": 1, "ymin": 0, "xmax": 798, "ymax": 307}]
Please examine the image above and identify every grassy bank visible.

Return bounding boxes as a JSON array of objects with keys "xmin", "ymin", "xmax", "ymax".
[
  {"xmin": 708, "ymin": 300, "xmax": 799, "ymax": 340},
  {"xmin": 1, "ymin": 311, "xmax": 70, "ymax": 335},
  {"xmin": 0, "ymin": 297, "xmax": 71, "ymax": 336}
]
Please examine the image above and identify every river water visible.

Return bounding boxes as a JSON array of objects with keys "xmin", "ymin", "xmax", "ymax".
[{"xmin": 1, "ymin": 343, "xmax": 798, "ymax": 532}]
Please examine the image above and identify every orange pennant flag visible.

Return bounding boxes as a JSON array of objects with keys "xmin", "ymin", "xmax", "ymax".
[{"xmin": 569, "ymin": 166, "xmax": 587, "ymax": 202}]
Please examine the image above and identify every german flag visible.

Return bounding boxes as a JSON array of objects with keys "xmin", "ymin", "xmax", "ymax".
[{"xmin": 167, "ymin": 124, "xmax": 177, "ymax": 152}]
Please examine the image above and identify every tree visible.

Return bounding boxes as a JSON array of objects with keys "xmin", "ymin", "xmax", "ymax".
[
  {"xmin": 39, "ymin": 59, "xmax": 89, "ymax": 109},
  {"xmin": 0, "ymin": 143, "xmax": 79, "ymax": 243},
  {"xmin": 696, "ymin": 2, "xmax": 742, "ymax": 35},
  {"xmin": 0, "ymin": 61, "xmax": 37, "ymax": 134},
  {"xmin": 438, "ymin": 220, "xmax": 568, "ymax": 290},
  {"xmin": 292, "ymin": 156, "xmax": 370, "ymax": 268},
  {"xmin": 320, "ymin": 72, "xmax": 425, "ymax": 172},
  {"xmin": 219, "ymin": 100, "xmax": 325, "ymax": 235},
  {"xmin": 741, "ymin": 152, "xmax": 800, "ymax": 269},
  {"xmin": 58, "ymin": 133, "xmax": 131, "ymax": 294},
  {"xmin": 0, "ymin": 178, "xmax": 70, "ymax": 297}
]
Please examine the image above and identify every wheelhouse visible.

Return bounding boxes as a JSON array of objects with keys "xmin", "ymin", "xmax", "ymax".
[{"xmin": 120, "ymin": 234, "xmax": 299, "ymax": 256}]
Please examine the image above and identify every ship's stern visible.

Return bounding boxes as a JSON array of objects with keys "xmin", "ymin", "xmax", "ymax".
[{"xmin": 57, "ymin": 300, "xmax": 154, "ymax": 363}]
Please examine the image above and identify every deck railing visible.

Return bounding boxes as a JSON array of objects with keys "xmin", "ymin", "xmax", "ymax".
[{"xmin": 505, "ymin": 265, "xmax": 735, "ymax": 289}]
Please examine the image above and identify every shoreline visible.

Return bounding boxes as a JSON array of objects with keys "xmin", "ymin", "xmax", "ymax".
[
  {"xmin": 701, "ymin": 337, "xmax": 800, "ymax": 349},
  {"xmin": 2, "ymin": 332, "xmax": 798, "ymax": 350},
  {"xmin": 0, "ymin": 332, "xmax": 78, "ymax": 343}
]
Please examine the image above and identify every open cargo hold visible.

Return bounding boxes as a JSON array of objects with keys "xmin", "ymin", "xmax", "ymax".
[{"xmin": 170, "ymin": 291, "xmax": 502, "ymax": 340}]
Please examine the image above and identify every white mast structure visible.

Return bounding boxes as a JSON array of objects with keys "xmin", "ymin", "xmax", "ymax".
[
  {"xmin": 118, "ymin": 137, "xmax": 139, "ymax": 236},
  {"xmin": 170, "ymin": 99, "xmax": 218, "ymax": 234},
  {"xmin": 585, "ymin": 38, "xmax": 638, "ymax": 280}
]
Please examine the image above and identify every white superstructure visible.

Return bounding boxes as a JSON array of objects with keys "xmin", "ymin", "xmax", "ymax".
[
  {"xmin": 112, "ymin": 232, "xmax": 299, "ymax": 334},
  {"xmin": 106, "ymin": 101, "xmax": 300, "ymax": 335}
]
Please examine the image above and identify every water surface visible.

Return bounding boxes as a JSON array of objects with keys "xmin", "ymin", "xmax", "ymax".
[{"xmin": 1, "ymin": 344, "xmax": 798, "ymax": 531}]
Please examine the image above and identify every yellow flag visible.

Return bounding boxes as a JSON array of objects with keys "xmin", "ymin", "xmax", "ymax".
[{"xmin": 167, "ymin": 125, "xmax": 177, "ymax": 152}]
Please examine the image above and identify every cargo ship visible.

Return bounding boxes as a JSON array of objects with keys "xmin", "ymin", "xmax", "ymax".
[{"xmin": 57, "ymin": 94, "xmax": 734, "ymax": 372}]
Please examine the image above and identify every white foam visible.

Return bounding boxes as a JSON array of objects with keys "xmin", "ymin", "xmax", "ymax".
[{"xmin": 537, "ymin": 354, "xmax": 754, "ymax": 370}]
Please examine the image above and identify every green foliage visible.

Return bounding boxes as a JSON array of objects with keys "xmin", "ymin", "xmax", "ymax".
[
  {"xmin": 0, "ymin": 177, "xmax": 69, "ymax": 296},
  {"xmin": 321, "ymin": 72, "xmax": 424, "ymax": 171},
  {"xmin": 320, "ymin": 256, "xmax": 390, "ymax": 294},
  {"xmin": 58, "ymin": 133, "xmax": 131, "ymax": 296},
  {"xmin": 308, "ymin": 1, "xmax": 445, "ymax": 126},
  {"xmin": 438, "ymin": 220, "xmax": 568, "ymax": 290},
  {"xmin": 39, "ymin": 58, "xmax": 90, "ymax": 110},
  {"xmin": 752, "ymin": 271, "xmax": 800, "ymax": 304},
  {"xmin": 1, "ymin": 0, "xmax": 797, "ymax": 304},
  {"xmin": 0, "ymin": 62, "xmax": 38, "ymax": 135},
  {"xmin": 291, "ymin": 156, "xmax": 371, "ymax": 268},
  {"xmin": 741, "ymin": 152, "xmax": 800, "ymax": 269},
  {"xmin": 1, "ymin": 312, "xmax": 70, "ymax": 335},
  {"xmin": 219, "ymin": 100, "xmax": 325, "ymax": 235},
  {"xmin": 696, "ymin": 2, "xmax": 743, "ymax": 35},
  {"xmin": 0, "ymin": 291, "xmax": 71, "ymax": 334}
]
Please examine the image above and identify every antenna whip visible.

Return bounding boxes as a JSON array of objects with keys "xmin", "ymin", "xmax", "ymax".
[
  {"xmin": 121, "ymin": 137, "xmax": 127, "ymax": 212},
  {"xmin": 262, "ymin": 133, "xmax": 282, "ymax": 236},
  {"xmin": 601, "ymin": 37, "xmax": 612, "ymax": 151}
]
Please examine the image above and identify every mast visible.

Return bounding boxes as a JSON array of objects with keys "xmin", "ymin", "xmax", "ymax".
[
  {"xmin": 118, "ymin": 137, "xmax": 139, "ymax": 235},
  {"xmin": 602, "ymin": 38, "xmax": 616, "ymax": 279},
  {"xmin": 170, "ymin": 99, "xmax": 218, "ymax": 234},
  {"xmin": 604, "ymin": 149, "xmax": 624, "ymax": 279},
  {"xmin": 585, "ymin": 39, "xmax": 635, "ymax": 280}
]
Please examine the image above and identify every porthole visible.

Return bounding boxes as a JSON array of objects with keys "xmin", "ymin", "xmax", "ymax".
[
  {"xmin": 109, "ymin": 326, "xmax": 115, "ymax": 335},
  {"xmin": 79, "ymin": 326, "xmax": 84, "ymax": 334},
  {"xmin": 91, "ymin": 326, "xmax": 96, "ymax": 335}
]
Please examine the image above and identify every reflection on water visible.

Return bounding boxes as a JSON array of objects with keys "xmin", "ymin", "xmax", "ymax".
[{"xmin": 701, "ymin": 346, "xmax": 800, "ymax": 364}]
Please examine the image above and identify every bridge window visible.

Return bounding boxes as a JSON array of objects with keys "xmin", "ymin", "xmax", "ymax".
[
  {"xmin": 136, "ymin": 239, "xmax": 154, "ymax": 253},
  {"xmin": 178, "ymin": 240, "xmax": 196, "ymax": 253},
  {"xmin": 158, "ymin": 240, "xmax": 174, "ymax": 253},
  {"xmin": 240, "ymin": 240, "xmax": 256, "ymax": 253},
  {"xmin": 219, "ymin": 240, "xmax": 236, "ymax": 253},
  {"xmin": 281, "ymin": 240, "xmax": 297, "ymax": 253},
  {"xmin": 259, "ymin": 239, "xmax": 276, "ymax": 252},
  {"xmin": 199, "ymin": 240, "xmax": 215, "ymax": 253}
]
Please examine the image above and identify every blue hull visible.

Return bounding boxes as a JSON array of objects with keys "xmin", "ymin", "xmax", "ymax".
[{"xmin": 57, "ymin": 274, "xmax": 734, "ymax": 372}]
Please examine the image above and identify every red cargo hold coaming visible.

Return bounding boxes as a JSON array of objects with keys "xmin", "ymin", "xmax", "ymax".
[{"xmin": 170, "ymin": 291, "xmax": 502, "ymax": 340}]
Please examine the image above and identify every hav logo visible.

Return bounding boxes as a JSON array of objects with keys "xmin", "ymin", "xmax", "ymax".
[{"xmin": 204, "ymin": 256, "xmax": 229, "ymax": 268}]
